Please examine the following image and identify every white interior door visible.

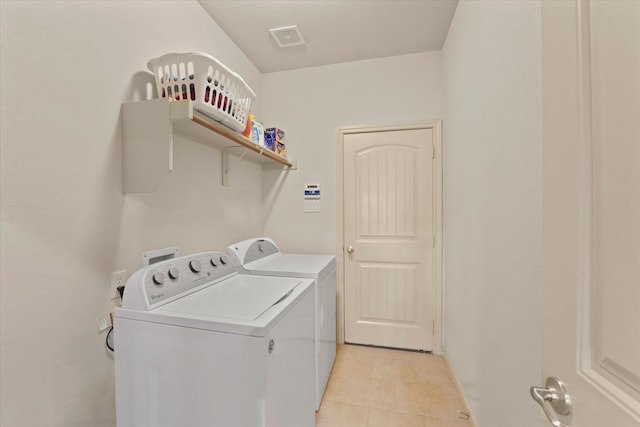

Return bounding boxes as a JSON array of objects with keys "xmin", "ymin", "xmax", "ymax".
[
  {"xmin": 342, "ymin": 124, "xmax": 440, "ymax": 352},
  {"xmin": 538, "ymin": 1, "xmax": 640, "ymax": 426}
]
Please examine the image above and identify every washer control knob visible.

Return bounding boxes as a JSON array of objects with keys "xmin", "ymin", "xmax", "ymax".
[
  {"xmin": 168, "ymin": 268, "xmax": 179, "ymax": 280},
  {"xmin": 189, "ymin": 260, "xmax": 202, "ymax": 273},
  {"xmin": 258, "ymin": 244, "xmax": 264, "ymax": 252},
  {"xmin": 152, "ymin": 272, "xmax": 165, "ymax": 285},
  {"xmin": 220, "ymin": 255, "xmax": 228, "ymax": 265},
  {"xmin": 210, "ymin": 257, "xmax": 218, "ymax": 267}
]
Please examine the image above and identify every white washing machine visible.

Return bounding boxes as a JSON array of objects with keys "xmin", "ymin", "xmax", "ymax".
[
  {"xmin": 227, "ymin": 238, "xmax": 336, "ymax": 410},
  {"xmin": 114, "ymin": 251, "xmax": 316, "ymax": 427}
]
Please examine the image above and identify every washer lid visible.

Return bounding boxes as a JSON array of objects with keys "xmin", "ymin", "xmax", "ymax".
[
  {"xmin": 243, "ymin": 253, "xmax": 335, "ymax": 280},
  {"xmin": 115, "ymin": 275, "xmax": 314, "ymax": 337},
  {"xmin": 159, "ymin": 274, "xmax": 301, "ymax": 320}
]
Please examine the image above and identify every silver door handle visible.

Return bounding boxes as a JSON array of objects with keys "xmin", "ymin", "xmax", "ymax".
[
  {"xmin": 530, "ymin": 377, "xmax": 572, "ymax": 427},
  {"xmin": 346, "ymin": 245, "xmax": 354, "ymax": 254}
]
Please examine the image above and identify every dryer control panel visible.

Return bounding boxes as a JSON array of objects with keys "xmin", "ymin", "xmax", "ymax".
[
  {"xmin": 121, "ymin": 252, "xmax": 237, "ymax": 311},
  {"xmin": 228, "ymin": 237, "xmax": 280, "ymax": 266}
]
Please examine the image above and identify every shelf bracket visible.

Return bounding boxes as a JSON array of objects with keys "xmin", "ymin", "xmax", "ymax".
[{"xmin": 221, "ymin": 147, "xmax": 250, "ymax": 187}]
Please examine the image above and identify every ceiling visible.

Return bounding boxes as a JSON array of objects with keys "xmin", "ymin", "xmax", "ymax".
[{"xmin": 198, "ymin": 1, "xmax": 459, "ymax": 73}]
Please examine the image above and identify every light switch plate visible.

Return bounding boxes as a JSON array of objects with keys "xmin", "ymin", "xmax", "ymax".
[{"xmin": 304, "ymin": 200, "xmax": 320, "ymax": 213}]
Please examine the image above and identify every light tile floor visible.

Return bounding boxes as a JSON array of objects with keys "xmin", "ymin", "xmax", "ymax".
[{"xmin": 316, "ymin": 344, "xmax": 474, "ymax": 427}]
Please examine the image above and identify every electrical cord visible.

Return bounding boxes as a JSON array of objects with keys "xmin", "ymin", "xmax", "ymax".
[
  {"xmin": 105, "ymin": 285, "xmax": 124, "ymax": 352},
  {"xmin": 106, "ymin": 326, "xmax": 114, "ymax": 352}
]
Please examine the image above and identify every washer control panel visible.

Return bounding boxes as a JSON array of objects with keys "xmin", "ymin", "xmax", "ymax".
[{"xmin": 121, "ymin": 252, "xmax": 236, "ymax": 310}]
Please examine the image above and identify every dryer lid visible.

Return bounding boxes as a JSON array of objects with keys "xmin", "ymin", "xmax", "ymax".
[{"xmin": 243, "ymin": 253, "xmax": 335, "ymax": 280}]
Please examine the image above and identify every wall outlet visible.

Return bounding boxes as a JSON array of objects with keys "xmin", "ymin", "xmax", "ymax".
[{"xmin": 111, "ymin": 270, "xmax": 127, "ymax": 300}]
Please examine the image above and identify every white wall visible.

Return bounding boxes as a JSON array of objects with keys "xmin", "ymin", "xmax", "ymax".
[
  {"xmin": 0, "ymin": 1, "xmax": 262, "ymax": 425},
  {"xmin": 260, "ymin": 52, "xmax": 443, "ymax": 255},
  {"xmin": 441, "ymin": 2, "xmax": 543, "ymax": 426},
  {"xmin": 1, "ymin": 1, "xmax": 546, "ymax": 425}
]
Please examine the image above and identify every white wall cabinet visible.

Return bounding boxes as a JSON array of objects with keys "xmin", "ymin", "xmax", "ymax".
[{"xmin": 122, "ymin": 98, "xmax": 292, "ymax": 193}]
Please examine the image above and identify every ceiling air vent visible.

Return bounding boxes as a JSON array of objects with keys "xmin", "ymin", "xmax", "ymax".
[{"xmin": 269, "ymin": 25, "xmax": 306, "ymax": 48}]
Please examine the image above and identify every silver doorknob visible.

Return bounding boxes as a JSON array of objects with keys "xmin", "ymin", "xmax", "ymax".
[
  {"xmin": 530, "ymin": 377, "xmax": 572, "ymax": 427},
  {"xmin": 346, "ymin": 245, "xmax": 354, "ymax": 254}
]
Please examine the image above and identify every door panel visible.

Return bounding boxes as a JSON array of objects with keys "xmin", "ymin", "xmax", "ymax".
[
  {"xmin": 589, "ymin": 0, "xmax": 640, "ymax": 402},
  {"xmin": 358, "ymin": 262, "xmax": 417, "ymax": 323},
  {"xmin": 540, "ymin": 1, "xmax": 640, "ymax": 425},
  {"xmin": 343, "ymin": 128, "xmax": 435, "ymax": 351},
  {"xmin": 357, "ymin": 147, "xmax": 416, "ymax": 237}
]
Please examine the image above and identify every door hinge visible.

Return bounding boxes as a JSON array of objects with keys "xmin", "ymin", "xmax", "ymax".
[
  {"xmin": 432, "ymin": 320, "xmax": 435, "ymax": 336},
  {"xmin": 433, "ymin": 234, "xmax": 436, "ymax": 248},
  {"xmin": 432, "ymin": 143, "xmax": 435, "ymax": 159}
]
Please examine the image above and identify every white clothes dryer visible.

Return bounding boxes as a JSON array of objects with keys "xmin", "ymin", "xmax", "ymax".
[
  {"xmin": 227, "ymin": 238, "xmax": 336, "ymax": 410},
  {"xmin": 114, "ymin": 251, "xmax": 316, "ymax": 427}
]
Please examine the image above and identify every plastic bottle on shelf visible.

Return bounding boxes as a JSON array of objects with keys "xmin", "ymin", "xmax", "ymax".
[{"xmin": 242, "ymin": 113, "xmax": 254, "ymax": 138}]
